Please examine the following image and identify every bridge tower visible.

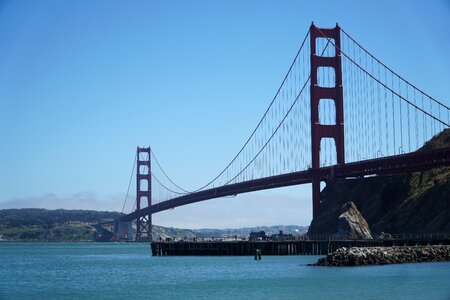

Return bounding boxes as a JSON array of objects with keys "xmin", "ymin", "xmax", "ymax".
[
  {"xmin": 310, "ymin": 23, "xmax": 345, "ymax": 219},
  {"xmin": 136, "ymin": 147, "xmax": 152, "ymax": 241}
]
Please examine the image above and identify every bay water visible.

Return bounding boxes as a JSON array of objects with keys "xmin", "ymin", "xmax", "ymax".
[{"xmin": 0, "ymin": 242, "xmax": 449, "ymax": 299}]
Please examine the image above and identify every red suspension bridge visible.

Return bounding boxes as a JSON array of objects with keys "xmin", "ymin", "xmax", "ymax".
[{"xmin": 115, "ymin": 23, "xmax": 450, "ymax": 241}]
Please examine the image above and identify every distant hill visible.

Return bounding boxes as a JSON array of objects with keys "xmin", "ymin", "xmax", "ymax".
[
  {"xmin": 0, "ymin": 208, "xmax": 122, "ymax": 241},
  {"xmin": 152, "ymin": 225, "xmax": 196, "ymax": 240},
  {"xmin": 191, "ymin": 225, "xmax": 308, "ymax": 239},
  {"xmin": 0, "ymin": 208, "xmax": 121, "ymax": 227},
  {"xmin": 0, "ymin": 208, "xmax": 308, "ymax": 241},
  {"xmin": 308, "ymin": 128, "xmax": 450, "ymax": 236},
  {"xmin": 151, "ymin": 225, "xmax": 308, "ymax": 241}
]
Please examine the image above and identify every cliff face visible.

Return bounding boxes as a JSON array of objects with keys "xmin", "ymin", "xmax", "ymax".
[{"xmin": 308, "ymin": 129, "xmax": 450, "ymax": 236}]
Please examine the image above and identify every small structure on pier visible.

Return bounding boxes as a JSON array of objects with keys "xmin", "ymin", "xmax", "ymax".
[
  {"xmin": 249, "ymin": 231, "xmax": 267, "ymax": 241},
  {"xmin": 270, "ymin": 230, "xmax": 293, "ymax": 241}
]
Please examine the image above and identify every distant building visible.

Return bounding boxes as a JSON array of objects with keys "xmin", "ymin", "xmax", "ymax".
[
  {"xmin": 249, "ymin": 231, "xmax": 266, "ymax": 241},
  {"xmin": 270, "ymin": 230, "xmax": 293, "ymax": 241}
]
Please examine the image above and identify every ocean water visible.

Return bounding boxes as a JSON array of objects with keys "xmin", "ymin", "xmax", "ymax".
[{"xmin": 0, "ymin": 243, "xmax": 449, "ymax": 300}]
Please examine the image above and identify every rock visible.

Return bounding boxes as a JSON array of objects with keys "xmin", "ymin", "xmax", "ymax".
[
  {"xmin": 311, "ymin": 245, "xmax": 450, "ymax": 266},
  {"xmin": 332, "ymin": 201, "xmax": 372, "ymax": 239}
]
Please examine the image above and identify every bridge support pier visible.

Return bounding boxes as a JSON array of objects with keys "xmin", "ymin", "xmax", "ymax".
[
  {"xmin": 310, "ymin": 23, "xmax": 345, "ymax": 219},
  {"xmin": 114, "ymin": 220, "xmax": 133, "ymax": 241}
]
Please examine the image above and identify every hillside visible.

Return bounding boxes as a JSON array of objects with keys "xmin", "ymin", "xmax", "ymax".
[
  {"xmin": 0, "ymin": 208, "xmax": 121, "ymax": 227},
  {"xmin": 152, "ymin": 225, "xmax": 196, "ymax": 240},
  {"xmin": 0, "ymin": 209, "xmax": 122, "ymax": 241},
  {"xmin": 308, "ymin": 128, "xmax": 450, "ymax": 236}
]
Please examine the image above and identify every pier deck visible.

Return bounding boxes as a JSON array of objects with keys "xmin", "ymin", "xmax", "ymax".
[{"xmin": 151, "ymin": 235, "xmax": 450, "ymax": 256}]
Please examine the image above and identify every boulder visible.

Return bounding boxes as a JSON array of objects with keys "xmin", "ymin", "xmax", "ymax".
[{"xmin": 333, "ymin": 201, "xmax": 372, "ymax": 239}]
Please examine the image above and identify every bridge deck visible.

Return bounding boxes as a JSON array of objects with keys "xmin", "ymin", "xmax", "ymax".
[{"xmin": 120, "ymin": 147, "xmax": 450, "ymax": 221}]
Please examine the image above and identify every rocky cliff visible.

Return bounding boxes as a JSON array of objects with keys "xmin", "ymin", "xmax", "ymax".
[
  {"xmin": 333, "ymin": 201, "xmax": 372, "ymax": 239},
  {"xmin": 308, "ymin": 128, "xmax": 450, "ymax": 236}
]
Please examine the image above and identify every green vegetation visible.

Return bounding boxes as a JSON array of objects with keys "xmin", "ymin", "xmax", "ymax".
[
  {"xmin": 0, "ymin": 208, "xmax": 121, "ymax": 227},
  {"xmin": 0, "ymin": 223, "xmax": 99, "ymax": 241},
  {"xmin": 152, "ymin": 225, "xmax": 196, "ymax": 240},
  {"xmin": 0, "ymin": 209, "xmax": 121, "ymax": 241}
]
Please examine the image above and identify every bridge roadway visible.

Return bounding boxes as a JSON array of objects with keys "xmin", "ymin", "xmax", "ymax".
[{"xmin": 120, "ymin": 147, "xmax": 450, "ymax": 222}]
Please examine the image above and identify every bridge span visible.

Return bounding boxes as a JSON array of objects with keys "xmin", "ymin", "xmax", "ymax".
[{"xmin": 120, "ymin": 147, "xmax": 450, "ymax": 222}]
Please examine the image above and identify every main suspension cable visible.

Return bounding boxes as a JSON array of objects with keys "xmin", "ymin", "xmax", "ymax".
[{"xmin": 150, "ymin": 149, "xmax": 191, "ymax": 193}]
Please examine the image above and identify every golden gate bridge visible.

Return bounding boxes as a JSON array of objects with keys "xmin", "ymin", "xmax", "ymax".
[{"xmin": 115, "ymin": 23, "xmax": 450, "ymax": 241}]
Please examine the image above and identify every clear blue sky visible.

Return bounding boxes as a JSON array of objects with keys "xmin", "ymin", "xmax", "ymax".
[{"xmin": 1, "ymin": 0, "xmax": 449, "ymax": 228}]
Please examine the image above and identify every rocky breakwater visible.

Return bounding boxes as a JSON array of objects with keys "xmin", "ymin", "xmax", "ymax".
[{"xmin": 312, "ymin": 246, "xmax": 450, "ymax": 266}]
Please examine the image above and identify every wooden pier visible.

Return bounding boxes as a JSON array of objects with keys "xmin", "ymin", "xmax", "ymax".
[{"xmin": 151, "ymin": 235, "xmax": 450, "ymax": 256}]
